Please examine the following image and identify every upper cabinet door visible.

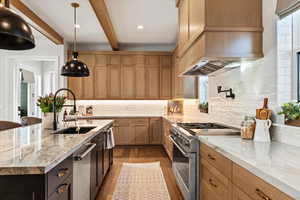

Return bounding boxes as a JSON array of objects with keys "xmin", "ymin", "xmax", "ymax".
[
  {"xmin": 79, "ymin": 54, "xmax": 95, "ymax": 99},
  {"xmin": 145, "ymin": 56, "xmax": 160, "ymax": 99},
  {"xmin": 108, "ymin": 55, "xmax": 121, "ymax": 99},
  {"xmin": 68, "ymin": 77, "xmax": 82, "ymax": 99},
  {"xmin": 160, "ymin": 56, "xmax": 172, "ymax": 100},
  {"xmin": 121, "ymin": 65, "xmax": 136, "ymax": 99},
  {"xmin": 135, "ymin": 55, "xmax": 146, "ymax": 99},
  {"xmin": 146, "ymin": 66, "xmax": 160, "ymax": 99},
  {"xmin": 189, "ymin": 0, "xmax": 205, "ymax": 41},
  {"xmin": 95, "ymin": 55, "xmax": 108, "ymax": 99},
  {"xmin": 121, "ymin": 56, "xmax": 136, "ymax": 99},
  {"xmin": 179, "ymin": 0, "xmax": 189, "ymax": 50}
]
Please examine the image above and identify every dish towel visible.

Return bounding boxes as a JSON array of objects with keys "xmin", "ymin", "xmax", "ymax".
[{"xmin": 106, "ymin": 128, "xmax": 115, "ymax": 149}]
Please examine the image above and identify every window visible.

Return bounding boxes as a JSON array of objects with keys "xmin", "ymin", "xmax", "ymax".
[
  {"xmin": 277, "ymin": 11, "xmax": 300, "ymax": 104},
  {"xmin": 298, "ymin": 52, "xmax": 300, "ymax": 102},
  {"xmin": 199, "ymin": 76, "xmax": 208, "ymax": 103}
]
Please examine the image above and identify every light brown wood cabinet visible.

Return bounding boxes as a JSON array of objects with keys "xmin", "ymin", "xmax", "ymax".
[
  {"xmin": 160, "ymin": 56, "xmax": 172, "ymax": 99},
  {"xmin": 200, "ymin": 144, "xmax": 294, "ymax": 200},
  {"xmin": 135, "ymin": 64, "xmax": 147, "ymax": 99},
  {"xmin": 67, "ymin": 51, "xmax": 172, "ymax": 100},
  {"xmin": 146, "ymin": 66, "xmax": 160, "ymax": 99},
  {"xmin": 94, "ymin": 55, "xmax": 108, "ymax": 99},
  {"xmin": 132, "ymin": 118, "xmax": 149, "ymax": 145},
  {"xmin": 121, "ymin": 64, "xmax": 135, "ymax": 99},
  {"xmin": 172, "ymin": 48, "xmax": 184, "ymax": 99},
  {"xmin": 232, "ymin": 186, "xmax": 252, "ymax": 200},
  {"xmin": 149, "ymin": 118, "xmax": 162, "ymax": 144},
  {"xmin": 162, "ymin": 119, "xmax": 173, "ymax": 160},
  {"xmin": 113, "ymin": 118, "xmax": 150, "ymax": 145},
  {"xmin": 232, "ymin": 163, "xmax": 293, "ymax": 200}
]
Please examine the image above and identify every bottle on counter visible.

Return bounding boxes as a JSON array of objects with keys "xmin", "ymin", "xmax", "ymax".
[{"xmin": 241, "ymin": 116, "xmax": 256, "ymax": 140}]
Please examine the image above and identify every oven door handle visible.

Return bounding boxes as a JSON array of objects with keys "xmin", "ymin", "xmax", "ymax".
[{"xmin": 169, "ymin": 135, "xmax": 190, "ymax": 157}]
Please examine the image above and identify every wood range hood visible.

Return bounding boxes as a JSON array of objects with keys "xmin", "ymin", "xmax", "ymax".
[{"xmin": 177, "ymin": 0, "xmax": 264, "ymax": 76}]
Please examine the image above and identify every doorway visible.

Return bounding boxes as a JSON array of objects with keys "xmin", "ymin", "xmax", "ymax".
[{"xmin": 9, "ymin": 57, "xmax": 59, "ymax": 122}]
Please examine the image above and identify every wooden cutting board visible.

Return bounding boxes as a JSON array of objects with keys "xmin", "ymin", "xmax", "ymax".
[{"xmin": 256, "ymin": 98, "xmax": 271, "ymax": 120}]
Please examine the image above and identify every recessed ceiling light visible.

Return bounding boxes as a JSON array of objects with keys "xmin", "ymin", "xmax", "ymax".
[
  {"xmin": 137, "ymin": 25, "xmax": 144, "ymax": 30},
  {"xmin": 74, "ymin": 24, "xmax": 80, "ymax": 29}
]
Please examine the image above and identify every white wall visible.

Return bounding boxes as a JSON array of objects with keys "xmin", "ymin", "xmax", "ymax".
[
  {"xmin": 0, "ymin": 31, "xmax": 65, "ymax": 121},
  {"xmin": 74, "ymin": 100, "xmax": 167, "ymax": 116}
]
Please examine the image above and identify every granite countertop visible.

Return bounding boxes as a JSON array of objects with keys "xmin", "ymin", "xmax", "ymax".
[
  {"xmin": 0, "ymin": 120, "xmax": 113, "ymax": 175},
  {"xmin": 198, "ymin": 135, "xmax": 300, "ymax": 199}
]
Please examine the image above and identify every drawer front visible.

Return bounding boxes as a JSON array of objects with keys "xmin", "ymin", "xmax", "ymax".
[
  {"xmin": 202, "ymin": 180, "xmax": 222, "ymax": 200},
  {"xmin": 116, "ymin": 119, "xmax": 131, "ymax": 126},
  {"xmin": 131, "ymin": 118, "xmax": 149, "ymax": 126},
  {"xmin": 232, "ymin": 185, "xmax": 253, "ymax": 200},
  {"xmin": 200, "ymin": 144, "xmax": 232, "ymax": 179},
  {"xmin": 47, "ymin": 156, "xmax": 73, "ymax": 197},
  {"xmin": 233, "ymin": 163, "xmax": 293, "ymax": 200},
  {"xmin": 201, "ymin": 159, "xmax": 231, "ymax": 200},
  {"xmin": 48, "ymin": 176, "xmax": 72, "ymax": 200}
]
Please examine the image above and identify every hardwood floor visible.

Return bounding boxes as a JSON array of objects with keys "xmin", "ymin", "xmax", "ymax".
[{"xmin": 96, "ymin": 146, "xmax": 184, "ymax": 200}]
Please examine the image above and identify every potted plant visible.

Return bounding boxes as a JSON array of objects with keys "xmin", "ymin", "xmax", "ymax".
[
  {"xmin": 199, "ymin": 102, "xmax": 209, "ymax": 113},
  {"xmin": 278, "ymin": 102, "xmax": 300, "ymax": 127},
  {"xmin": 37, "ymin": 94, "xmax": 66, "ymax": 129}
]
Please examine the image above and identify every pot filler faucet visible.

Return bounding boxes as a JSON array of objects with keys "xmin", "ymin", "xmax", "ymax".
[{"xmin": 53, "ymin": 88, "xmax": 77, "ymax": 130}]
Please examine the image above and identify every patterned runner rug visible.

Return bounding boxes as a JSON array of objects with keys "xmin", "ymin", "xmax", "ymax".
[{"xmin": 112, "ymin": 162, "xmax": 171, "ymax": 200}]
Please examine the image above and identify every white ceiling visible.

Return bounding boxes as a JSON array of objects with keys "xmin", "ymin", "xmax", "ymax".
[
  {"xmin": 20, "ymin": 0, "xmax": 178, "ymax": 47},
  {"xmin": 105, "ymin": 0, "xmax": 178, "ymax": 44},
  {"xmin": 21, "ymin": 0, "xmax": 108, "ymax": 43}
]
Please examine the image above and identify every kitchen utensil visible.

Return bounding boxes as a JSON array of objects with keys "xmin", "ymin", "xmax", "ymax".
[{"xmin": 254, "ymin": 119, "xmax": 272, "ymax": 142}]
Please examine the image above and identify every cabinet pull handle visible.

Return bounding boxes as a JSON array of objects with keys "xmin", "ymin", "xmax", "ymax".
[
  {"xmin": 255, "ymin": 189, "xmax": 271, "ymax": 200},
  {"xmin": 57, "ymin": 184, "xmax": 69, "ymax": 194},
  {"xmin": 208, "ymin": 154, "xmax": 216, "ymax": 161},
  {"xmin": 57, "ymin": 168, "xmax": 69, "ymax": 178},
  {"xmin": 209, "ymin": 178, "xmax": 218, "ymax": 188}
]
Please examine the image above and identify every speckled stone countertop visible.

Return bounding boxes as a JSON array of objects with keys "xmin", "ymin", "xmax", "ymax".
[
  {"xmin": 0, "ymin": 120, "xmax": 113, "ymax": 175},
  {"xmin": 198, "ymin": 135, "xmax": 300, "ymax": 199}
]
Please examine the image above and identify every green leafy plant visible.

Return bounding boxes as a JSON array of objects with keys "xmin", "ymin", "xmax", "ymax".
[
  {"xmin": 37, "ymin": 94, "xmax": 66, "ymax": 113},
  {"xmin": 199, "ymin": 102, "xmax": 208, "ymax": 113},
  {"xmin": 278, "ymin": 102, "xmax": 300, "ymax": 121}
]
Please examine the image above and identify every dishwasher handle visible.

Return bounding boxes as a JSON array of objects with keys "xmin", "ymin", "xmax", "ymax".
[{"xmin": 73, "ymin": 143, "xmax": 97, "ymax": 161}]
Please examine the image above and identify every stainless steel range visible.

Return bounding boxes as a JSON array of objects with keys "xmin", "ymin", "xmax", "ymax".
[{"xmin": 170, "ymin": 122, "xmax": 239, "ymax": 200}]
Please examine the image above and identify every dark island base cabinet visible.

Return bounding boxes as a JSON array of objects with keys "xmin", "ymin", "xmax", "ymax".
[
  {"xmin": 90, "ymin": 131, "xmax": 114, "ymax": 200},
  {"xmin": 0, "ymin": 157, "xmax": 73, "ymax": 200},
  {"xmin": 0, "ymin": 174, "xmax": 46, "ymax": 200}
]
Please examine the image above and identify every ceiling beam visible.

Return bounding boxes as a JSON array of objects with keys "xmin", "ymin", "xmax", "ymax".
[
  {"xmin": 89, "ymin": 0, "xmax": 119, "ymax": 51},
  {"xmin": 10, "ymin": 0, "xmax": 64, "ymax": 45}
]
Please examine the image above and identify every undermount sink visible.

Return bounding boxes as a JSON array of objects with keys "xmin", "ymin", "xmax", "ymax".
[{"xmin": 53, "ymin": 126, "xmax": 97, "ymax": 134}]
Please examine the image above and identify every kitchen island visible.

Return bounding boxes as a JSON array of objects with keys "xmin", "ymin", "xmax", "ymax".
[{"xmin": 0, "ymin": 120, "xmax": 113, "ymax": 200}]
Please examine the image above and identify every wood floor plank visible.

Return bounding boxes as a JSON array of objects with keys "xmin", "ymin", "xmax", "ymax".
[{"xmin": 97, "ymin": 146, "xmax": 184, "ymax": 200}]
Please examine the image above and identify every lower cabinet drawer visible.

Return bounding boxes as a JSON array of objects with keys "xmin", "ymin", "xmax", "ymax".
[
  {"xmin": 232, "ymin": 185, "xmax": 253, "ymax": 200},
  {"xmin": 48, "ymin": 176, "xmax": 72, "ymax": 200},
  {"xmin": 201, "ymin": 159, "xmax": 231, "ymax": 200},
  {"xmin": 47, "ymin": 156, "xmax": 73, "ymax": 197},
  {"xmin": 200, "ymin": 144, "xmax": 232, "ymax": 179},
  {"xmin": 232, "ymin": 163, "xmax": 293, "ymax": 200}
]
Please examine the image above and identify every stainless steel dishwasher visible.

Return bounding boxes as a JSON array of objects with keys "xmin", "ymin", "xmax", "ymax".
[{"xmin": 73, "ymin": 142, "xmax": 97, "ymax": 200}]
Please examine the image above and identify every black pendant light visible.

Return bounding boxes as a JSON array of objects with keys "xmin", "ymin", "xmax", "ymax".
[
  {"xmin": 0, "ymin": 0, "xmax": 35, "ymax": 50},
  {"xmin": 61, "ymin": 2, "xmax": 89, "ymax": 77}
]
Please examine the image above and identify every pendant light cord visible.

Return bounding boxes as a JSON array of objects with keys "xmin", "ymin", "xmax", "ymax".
[{"xmin": 73, "ymin": 5, "xmax": 77, "ymax": 53}]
